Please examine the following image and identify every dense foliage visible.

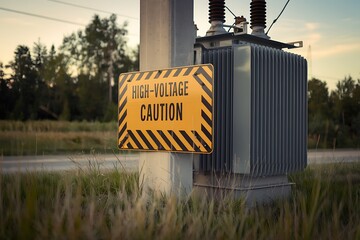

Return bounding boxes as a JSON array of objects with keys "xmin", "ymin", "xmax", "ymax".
[
  {"xmin": 0, "ymin": 14, "xmax": 139, "ymax": 122},
  {"xmin": 308, "ymin": 77, "xmax": 360, "ymax": 148}
]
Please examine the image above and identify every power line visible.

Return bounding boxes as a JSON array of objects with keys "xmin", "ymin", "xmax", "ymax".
[
  {"xmin": 48, "ymin": 0, "xmax": 139, "ymax": 21},
  {"xmin": 0, "ymin": 6, "xmax": 86, "ymax": 26},
  {"xmin": 266, "ymin": 0, "xmax": 291, "ymax": 35},
  {"xmin": 225, "ymin": 6, "xmax": 237, "ymax": 18},
  {"xmin": 0, "ymin": 6, "xmax": 139, "ymax": 37}
]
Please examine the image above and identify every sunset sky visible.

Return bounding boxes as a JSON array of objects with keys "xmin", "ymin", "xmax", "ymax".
[{"xmin": 1, "ymin": 0, "xmax": 359, "ymax": 90}]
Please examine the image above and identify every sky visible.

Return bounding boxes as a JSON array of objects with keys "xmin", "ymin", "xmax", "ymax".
[{"xmin": 0, "ymin": 0, "xmax": 360, "ymax": 90}]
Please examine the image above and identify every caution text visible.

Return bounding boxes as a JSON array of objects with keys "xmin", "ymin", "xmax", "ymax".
[{"xmin": 140, "ymin": 103, "xmax": 183, "ymax": 121}]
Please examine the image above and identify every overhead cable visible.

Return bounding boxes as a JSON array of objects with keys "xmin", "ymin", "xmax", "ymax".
[
  {"xmin": 48, "ymin": 0, "xmax": 139, "ymax": 20},
  {"xmin": 266, "ymin": 0, "xmax": 291, "ymax": 35},
  {"xmin": 0, "ymin": 6, "xmax": 86, "ymax": 26}
]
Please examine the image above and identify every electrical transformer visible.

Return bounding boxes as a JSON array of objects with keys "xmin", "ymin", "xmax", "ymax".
[{"xmin": 194, "ymin": 0, "xmax": 307, "ymax": 178}]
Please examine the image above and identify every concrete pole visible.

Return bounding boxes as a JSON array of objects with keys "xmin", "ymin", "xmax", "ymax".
[{"xmin": 139, "ymin": 0, "xmax": 196, "ymax": 197}]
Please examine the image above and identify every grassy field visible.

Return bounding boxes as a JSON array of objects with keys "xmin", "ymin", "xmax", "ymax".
[
  {"xmin": 0, "ymin": 163, "xmax": 359, "ymax": 239},
  {"xmin": 1, "ymin": 120, "xmax": 358, "ymax": 156},
  {"xmin": 0, "ymin": 121, "xmax": 118, "ymax": 156}
]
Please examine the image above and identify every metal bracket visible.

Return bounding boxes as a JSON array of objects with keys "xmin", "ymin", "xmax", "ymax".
[{"xmin": 286, "ymin": 41, "xmax": 303, "ymax": 49}]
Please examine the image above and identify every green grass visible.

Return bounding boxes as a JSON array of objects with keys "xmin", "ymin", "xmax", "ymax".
[
  {"xmin": 1, "ymin": 163, "xmax": 359, "ymax": 239},
  {"xmin": 0, "ymin": 120, "xmax": 116, "ymax": 132},
  {"xmin": 0, "ymin": 120, "xmax": 118, "ymax": 156},
  {"xmin": 1, "ymin": 120, "xmax": 357, "ymax": 156}
]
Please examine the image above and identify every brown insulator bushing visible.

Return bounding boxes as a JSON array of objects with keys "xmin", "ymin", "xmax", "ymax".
[
  {"xmin": 208, "ymin": 0, "xmax": 225, "ymax": 23},
  {"xmin": 250, "ymin": 0, "xmax": 266, "ymax": 29}
]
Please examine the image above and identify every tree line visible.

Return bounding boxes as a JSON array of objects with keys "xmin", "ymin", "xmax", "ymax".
[
  {"xmin": 0, "ymin": 14, "xmax": 139, "ymax": 121},
  {"xmin": 308, "ymin": 77, "xmax": 360, "ymax": 148},
  {"xmin": 0, "ymin": 14, "xmax": 359, "ymax": 148}
]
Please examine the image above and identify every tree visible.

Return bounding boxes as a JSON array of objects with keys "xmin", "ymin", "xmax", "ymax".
[
  {"xmin": 31, "ymin": 40, "xmax": 54, "ymax": 119},
  {"xmin": 9, "ymin": 45, "xmax": 40, "ymax": 120},
  {"xmin": 331, "ymin": 77, "xmax": 357, "ymax": 126},
  {"xmin": 0, "ymin": 62, "xmax": 12, "ymax": 119},
  {"xmin": 307, "ymin": 78, "xmax": 333, "ymax": 147},
  {"xmin": 308, "ymin": 78, "xmax": 330, "ymax": 119},
  {"xmin": 81, "ymin": 14, "xmax": 129, "ymax": 104},
  {"xmin": 76, "ymin": 73, "xmax": 106, "ymax": 120},
  {"xmin": 33, "ymin": 39, "xmax": 48, "ymax": 74},
  {"xmin": 52, "ymin": 53, "xmax": 78, "ymax": 120},
  {"xmin": 1, "ymin": 14, "xmax": 138, "ymax": 121},
  {"xmin": 33, "ymin": 43, "xmax": 77, "ymax": 120},
  {"xmin": 59, "ymin": 14, "xmax": 137, "ymax": 120},
  {"xmin": 330, "ymin": 76, "xmax": 359, "ymax": 147}
]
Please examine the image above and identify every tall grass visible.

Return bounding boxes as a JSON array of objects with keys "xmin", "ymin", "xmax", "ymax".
[
  {"xmin": 0, "ymin": 120, "xmax": 116, "ymax": 132},
  {"xmin": 1, "ymin": 163, "xmax": 359, "ymax": 239},
  {"xmin": 0, "ymin": 121, "xmax": 118, "ymax": 155}
]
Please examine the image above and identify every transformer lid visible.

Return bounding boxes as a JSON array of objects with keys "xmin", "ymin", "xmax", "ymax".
[{"xmin": 196, "ymin": 32, "xmax": 301, "ymax": 50}]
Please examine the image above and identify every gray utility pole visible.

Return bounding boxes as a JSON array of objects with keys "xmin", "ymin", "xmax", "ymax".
[{"xmin": 139, "ymin": 0, "xmax": 196, "ymax": 196}]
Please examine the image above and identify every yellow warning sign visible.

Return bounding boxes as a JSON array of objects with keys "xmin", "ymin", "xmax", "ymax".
[{"xmin": 118, "ymin": 64, "xmax": 214, "ymax": 154}]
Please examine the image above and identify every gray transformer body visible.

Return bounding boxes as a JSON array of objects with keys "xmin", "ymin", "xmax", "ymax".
[{"xmin": 194, "ymin": 34, "xmax": 308, "ymax": 177}]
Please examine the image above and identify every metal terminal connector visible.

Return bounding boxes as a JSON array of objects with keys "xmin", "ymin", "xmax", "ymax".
[{"xmin": 286, "ymin": 41, "xmax": 303, "ymax": 48}]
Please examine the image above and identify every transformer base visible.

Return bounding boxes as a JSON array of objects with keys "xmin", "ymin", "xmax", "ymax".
[{"xmin": 193, "ymin": 172, "xmax": 293, "ymax": 207}]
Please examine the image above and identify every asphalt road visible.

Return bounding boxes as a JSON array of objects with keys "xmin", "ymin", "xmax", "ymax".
[
  {"xmin": 307, "ymin": 149, "xmax": 360, "ymax": 164},
  {"xmin": 0, "ymin": 153, "xmax": 139, "ymax": 173},
  {"xmin": 1, "ymin": 150, "xmax": 359, "ymax": 173}
]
